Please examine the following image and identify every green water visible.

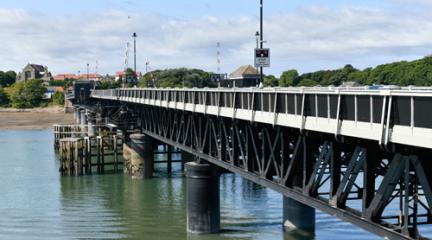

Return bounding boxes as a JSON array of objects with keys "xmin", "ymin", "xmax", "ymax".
[{"xmin": 0, "ymin": 130, "xmax": 379, "ymax": 240}]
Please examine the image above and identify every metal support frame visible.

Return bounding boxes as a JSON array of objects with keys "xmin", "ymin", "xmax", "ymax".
[{"xmin": 92, "ymin": 101, "xmax": 432, "ymax": 240}]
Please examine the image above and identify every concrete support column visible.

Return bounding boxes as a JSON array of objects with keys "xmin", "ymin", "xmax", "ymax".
[
  {"xmin": 186, "ymin": 161, "xmax": 220, "ymax": 234},
  {"xmin": 88, "ymin": 119, "xmax": 96, "ymax": 137},
  {"xmin": 283, "ymin": 196, "xmax": 315, "ymax": 232},
  {"xmin": 128, "ymin": 133, "xmax": 154, "ymax": 179},
  {"xmin": 181, "ymin": 151, "xmax": 195, "ymax": 172},
  {"xmin": 73, "ymin": 107, "xmax": 78, "ymax": 123},
  {"xmin": 80, "ymin": 109, "xmax": 87, "ymax": 128},
  {"xmin": 76, "ymin": 108, "xmax": 82, "ymax": 124}
]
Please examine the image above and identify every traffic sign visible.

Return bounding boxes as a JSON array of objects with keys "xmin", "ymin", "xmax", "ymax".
[{"xmin": 255, "ymin": 48, "xmax": 270, "ymax": 68}]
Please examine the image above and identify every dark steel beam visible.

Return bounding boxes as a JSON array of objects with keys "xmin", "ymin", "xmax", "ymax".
[{"xmin": 142, "ymin": 130, "xmax": 412, "ymax": 240}]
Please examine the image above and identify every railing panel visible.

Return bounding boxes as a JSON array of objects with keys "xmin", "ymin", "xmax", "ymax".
[
  {"xmin": 393, "ymin": 96, "xmax": 411, "ymax": 126},
  {"xmin": 317, "ymin": 95, "xmax": 328, "ymax": 118},
  {"xmin": 305, "ymin": 94, "xmax": 316, "ymax": 117},
  {"xmin": 342, "ymin": 95, "xmax": 355, "ymax": 121},
  {"xmin": 372, "ymin": 96, "xmax": 384, "ymax": 124},
  {"xmin": 357, "ymin": 95, "xmax": 371, "ymax": 122},
  {"xmin": 414, "ymin": 97, "xmax": 432, "ymax": 128}
]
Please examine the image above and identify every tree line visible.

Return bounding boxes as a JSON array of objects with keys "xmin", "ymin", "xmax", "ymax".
[
  {"xmin": 265, "ymin": 56, "xmax": 432, "ymax": 87},
  {"xmin": 0, "ymin": 72, "xmax": 64, "ymax": 108},
  {"xmin": 139, "ymin": 68, "xmax": 217, "ymax": 88}
]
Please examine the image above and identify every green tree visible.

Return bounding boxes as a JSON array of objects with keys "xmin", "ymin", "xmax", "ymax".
[
  {"xmin": 0, "ymin": 70, "xmax": 16, "ymax": 87},
  {"xmin": 0, "ymin": 87, "xmax": 9, "ymax": 106},
  {"xmin": 263, "ymin": 75, "xmax": 279, "ymax": 87},
  {"xmin": 298, "ymin": 78, "xmax": 318, "ymax": 87},
  {"xmin": 97, "ymin": 80, "xmax": 120, "ymax": 89},
  {"xmin": 279, "ymin": 70, "xmax": 299, "ymax": 87},
  {"xmin": 139, "ymin": 68, "xmax": 216, "ymax": 88},
  {"xmin": 52, "ymin": 91, "xmax": 64, "ymax": 106},
  {"xmin": 10, "ymin": 79, "xmax": 46, "ymax": 108}
]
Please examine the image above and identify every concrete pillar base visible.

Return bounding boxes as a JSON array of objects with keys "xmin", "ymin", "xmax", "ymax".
[
  {"xmin": 186, "ymin": 162, "xmax": 220, "ymax": 234},
  {"xmin": 80, "ymin": 109, "xmax": 87, "ymax": 128},
  {"xmin": 283, "ymin": 197, "xmax": 315, "ymax": 232},
  {"xmin": 181, "ymin": 151, "xmax": 195, "ymax": 172},
  {"xmin": 88, "ymin": 120, "xmax": 96, "ymax": 137},
  {"xmin": 76, "ymin": 108, "xmax": 82, "ymax": 124},
  {"xmin": 125, "ymin": 134, "xmax": 154, "ymax": 179}
]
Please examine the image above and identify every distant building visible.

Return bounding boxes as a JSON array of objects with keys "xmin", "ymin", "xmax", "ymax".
[
  {"xmin": 100, "ymin": 74, "xmax": 115, "ymax": 82},
  {"xmin": 52, "ymin": 74, "xmax": 79, "ymax": 81},
  {"xmin": 52, "ymin": 73, "xmax": 103, "ymax": 81},
  {"xmin": 16, "ymin": 64, "xmax": 52, "ymax": 82},
  {"xmin": 221, "ymin": 65, "xmax": 260, "ymax": 88},
  {"xmin": 77, "ymin": 73, "xmax": 102, "ymax": 81},
  {"xmin": 45, "ymin": 86, "xmax": 64, "ymax": 99}
]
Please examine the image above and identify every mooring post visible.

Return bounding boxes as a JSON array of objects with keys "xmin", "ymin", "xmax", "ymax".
[
  {"xmin": 128, "ymin": 133, "xmax": 154, "ymax": 179},
  {"xmin": 283, "ymin": 196, "xmax": 315, "ymax": 232},
  {"xmin": 185, "ymin": 161, "xmax": 220, "ymax": 234},
  {"xmin": 167, "ymin": 145, "xmax": 172, "ymax": 174},
  {"xmin": 84, "ymin": 137, "xmax": 91, "ymax": 174},
  {"xmin": 113, "ymin": 135, "xmax": 119, "ymax": 172}
]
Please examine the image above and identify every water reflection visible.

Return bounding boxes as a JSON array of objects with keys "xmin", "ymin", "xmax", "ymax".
[{"xmin": 0, "ymin": 130, "xmax": 380, "ymax": 240}]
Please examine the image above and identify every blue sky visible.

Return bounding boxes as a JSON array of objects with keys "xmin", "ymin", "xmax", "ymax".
[
  {"xmin": 0, "ymin": 0, "xmax": 431, "ymax": 76},
  {"xmin": 0, "ymin": 0, "xmax": 395, "ymax": 18}
]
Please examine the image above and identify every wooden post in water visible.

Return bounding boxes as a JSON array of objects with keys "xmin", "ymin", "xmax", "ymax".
[
  {"xmin": 96, "ymin": 136, "xmax": 101, "ymax": 174},
  {"xmin": 113, "ymin": 135, "xmax": 119, "ymax": 172},
  {"xmin": 84, "ymin": 137, "xmax": 91, "ymax": 174},
  {"xmin": 100, "ymin": 136, "xmax": 105, "ymax": 174}
]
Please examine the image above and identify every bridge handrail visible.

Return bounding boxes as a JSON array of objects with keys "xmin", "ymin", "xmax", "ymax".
[{"xmin": 91, "ymin": 86, "xmax": 432, "ymax": 149}]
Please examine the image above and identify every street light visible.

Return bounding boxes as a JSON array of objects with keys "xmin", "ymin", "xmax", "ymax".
[
  {"xmin": 259, "ymin": 0, "xmax": 264, "ymax": 86},
  {"xmin": 132, "ymin": 32, "xmax": 137, "ymax": 74}
]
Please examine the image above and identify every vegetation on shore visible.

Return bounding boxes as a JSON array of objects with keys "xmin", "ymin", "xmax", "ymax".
[
  {"xmin": 0, "ymin": 78, "xmax": 64, "ymax": 108},
  {"xmin": 273, "ymin": 56, "xmax": 432, "ymax": 87},
  {"xmin": 136, "ymin": 57, "xmax": 432, "ymax": 88},
  {"xmin": 139, "ymin": 68, "xmax": 217, "ymax": 88},
  {"xmin": 2, "ymin": 56, "xmax": 432, "ymax": 107}
]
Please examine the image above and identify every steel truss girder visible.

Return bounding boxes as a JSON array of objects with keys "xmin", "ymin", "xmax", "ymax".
[{"xmin": 114, "ymin": 104, "xmax": 432, "ymax": 239}]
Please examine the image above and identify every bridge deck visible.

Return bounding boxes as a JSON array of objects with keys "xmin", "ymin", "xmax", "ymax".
[{"xmin": 92, "ymin": 87, "xmax": 432, "ymax": 150}]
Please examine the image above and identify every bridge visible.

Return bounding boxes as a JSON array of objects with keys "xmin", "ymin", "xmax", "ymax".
[{"xmin": 73, "ymin": 86, "xmax": 432, "ymax": 239}]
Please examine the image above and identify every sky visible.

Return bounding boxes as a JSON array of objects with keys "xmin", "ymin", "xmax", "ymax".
[{"xmin": 1, "ymin": 0, "xmax": 432, "ymax": 76}]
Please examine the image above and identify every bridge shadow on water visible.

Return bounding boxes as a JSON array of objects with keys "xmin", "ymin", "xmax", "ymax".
[{"xmin": 58, "ymin": 160, "xmax": 377, "ymax": 240}]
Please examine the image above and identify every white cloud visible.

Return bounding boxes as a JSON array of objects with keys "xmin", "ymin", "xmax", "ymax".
[{"xmin": 0, "ymin": 5, "xmax": 432, "ymax": 77}]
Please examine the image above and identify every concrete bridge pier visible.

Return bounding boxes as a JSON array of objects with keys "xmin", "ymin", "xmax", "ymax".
[
  {"xmin": 283, "ymin": 196, "xmax": 315, "ymax": 232},
  {"xmin": 181, "ymin": 151, "xmax": 195, "ymax": 172},
  {"xmin": 80, "ymin": 109, "xmax": 87, "ymax": 128},
  {"xmin": 76, "ymin": 107, "xmax": 82, "ymax": 124},
  {"xmin": 185, "ymin": 161, "xmax": 220, "ymax": 234},
  {"xmin": 73, "ymin": 107, "xmax": 79, "ymax": 123},
  {"xmin": 124, "ymin": 133, "xmax": 154, "ymax": 179},
  {"xmin": 87, "ymin": 112, "xmax": 96, "ymax": 137}
]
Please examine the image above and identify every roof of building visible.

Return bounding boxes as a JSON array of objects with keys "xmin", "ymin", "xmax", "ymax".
[
  {"xmin": 28, "ymin": 64, "xmax": 45, "ymax": 73},
  {"xmin": 229, "ymin": 65, "xmax": 259, "ymax": 79},
  {"xmin": 77, "ymin": 73, "xmax": 102, "ymax": 79},
  {"xmin": 53, "ymin": 74, "xmax": 79, "ymax": 81}
]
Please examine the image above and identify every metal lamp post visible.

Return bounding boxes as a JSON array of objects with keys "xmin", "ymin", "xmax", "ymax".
[
  {"xmin": 132, "ymin": 32, "xmax": 137, "ymax": 75},
  {"xmin": 259, "ymin": 0, "xmax": 264, "ymax": 86}
]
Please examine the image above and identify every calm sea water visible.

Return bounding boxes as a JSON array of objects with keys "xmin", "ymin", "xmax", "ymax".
[{"xmin": 0, "ymin": 130, "xmax": 379, "ymax": 240}]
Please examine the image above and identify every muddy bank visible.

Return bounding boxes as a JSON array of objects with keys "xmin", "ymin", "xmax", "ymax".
[{"xmin": 0, "ymin": 107, "xmax": 74, "ymax": 130}]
